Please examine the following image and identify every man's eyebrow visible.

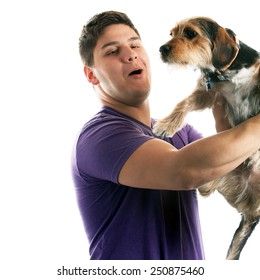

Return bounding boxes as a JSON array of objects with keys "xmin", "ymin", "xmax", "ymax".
[{"xmin": 101, "ymin": 36, "xmax": 141, "ymax": 49}]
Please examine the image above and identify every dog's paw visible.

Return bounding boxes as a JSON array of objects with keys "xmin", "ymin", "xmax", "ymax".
[
  {"xmin": 152, "ymin": 122, "xmax": 168, "ymax": 137},
  {"xmin": 198, "ymin": 181, "xmax": 218, "ymax": 197},
  {"xmin": 153, "ymin": 120, "xmax": 177, "ymax": 137}
]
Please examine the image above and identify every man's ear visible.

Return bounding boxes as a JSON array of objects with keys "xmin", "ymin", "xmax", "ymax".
[{"xmin": 84, "ymin": 66, "xmax": 99, "ymax": 85}]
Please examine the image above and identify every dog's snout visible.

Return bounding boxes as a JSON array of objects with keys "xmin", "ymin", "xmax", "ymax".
[{"xmin": 159, "ymin": 44, "xmax": 171, "ymax": 56}]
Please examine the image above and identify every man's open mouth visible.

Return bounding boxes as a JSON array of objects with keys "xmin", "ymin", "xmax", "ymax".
[{"xmin": 129, "ymin": 69, "xmax": 143, "ymax": 76}]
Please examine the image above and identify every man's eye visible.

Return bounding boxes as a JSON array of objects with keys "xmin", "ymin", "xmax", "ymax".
[{"xmin": 107, "ymin": 49, "xmax": 118, "ymax": 55}]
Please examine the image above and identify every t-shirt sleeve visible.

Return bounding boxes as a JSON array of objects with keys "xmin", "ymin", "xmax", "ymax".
[
  {"xmin": 170, "ymin": 124, "xmax": 203, "ymax": 149},
  {"xmin": 76, "ymin": 119, "xmax": 153, "ymax": 184},
  {"xmin": 186, "ymin": 124, "xmax": 203, "ymax": 143}
]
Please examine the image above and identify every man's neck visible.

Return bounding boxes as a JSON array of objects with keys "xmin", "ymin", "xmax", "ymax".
[{"xmin": 102, "ymin": 99, "xmax": 151, "ymax": 127}]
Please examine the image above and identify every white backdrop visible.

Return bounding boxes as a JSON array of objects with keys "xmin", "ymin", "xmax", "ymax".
[{"xmin": 1, "ymin": 0, "xmax": 259, "ymax": 278}]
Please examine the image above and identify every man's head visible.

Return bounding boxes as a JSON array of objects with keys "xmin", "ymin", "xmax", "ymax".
[
  {"xmin": 79, "ymin": 11, "xmax": 151, "ymax": 108},
  {"xmin": 79, "ymin": 11, "xmax": 140, "ymax": 66}
]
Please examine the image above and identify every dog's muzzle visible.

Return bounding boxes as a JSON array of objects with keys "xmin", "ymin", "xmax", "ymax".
[{"xmin": 159, "ymin": 44, "xmax": 171, "ymax": 61}]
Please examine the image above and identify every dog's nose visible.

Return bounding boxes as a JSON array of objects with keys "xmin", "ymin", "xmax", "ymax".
[{"xmin": 159, "ymin": 44, "xmax": 171, "ymax": 56}]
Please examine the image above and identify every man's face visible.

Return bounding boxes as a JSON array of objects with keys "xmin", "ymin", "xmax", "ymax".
[{"xmin": 86, "ymin": 24, "xmax": 151, "ymax": 107}]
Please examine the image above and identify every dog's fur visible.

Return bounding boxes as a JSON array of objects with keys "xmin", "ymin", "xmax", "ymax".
[{"xmin": 153, "ymin": 17, "xmax": 260, "ymax": 260}]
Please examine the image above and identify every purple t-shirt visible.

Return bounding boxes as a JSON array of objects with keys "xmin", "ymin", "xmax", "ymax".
[{"xmin": 72, "ymin": 106, "xmax": 205, "ymax": 260}]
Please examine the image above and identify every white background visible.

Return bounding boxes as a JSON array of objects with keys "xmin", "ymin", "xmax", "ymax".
[{"xmin": 1, "ymin": 0, "xmax": 259, "ymax": 278}]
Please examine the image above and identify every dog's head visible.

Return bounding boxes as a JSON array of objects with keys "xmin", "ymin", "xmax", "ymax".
[{"xmin": 160, "ymin": 17, "xmax": 239, "ymax": 71}]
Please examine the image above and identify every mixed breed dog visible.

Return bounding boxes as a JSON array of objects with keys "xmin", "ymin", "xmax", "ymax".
[{"xmin": 153, "ymin": 16, "xmax": 260, "ymax": 260}]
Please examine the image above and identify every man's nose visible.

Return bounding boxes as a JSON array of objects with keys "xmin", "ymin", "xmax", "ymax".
[
  {"xmin": 123, "ymin": 49, "xmax": 138, "ymax": 62},
  {"xmin": 128, "ymin": 53, "xmax": 137, "ymax": 61}
]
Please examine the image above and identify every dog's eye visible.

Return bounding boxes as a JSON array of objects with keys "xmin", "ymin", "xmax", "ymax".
[{"xmin": 184, "ymin": 28, "xmax": 197, "ymax": 39}]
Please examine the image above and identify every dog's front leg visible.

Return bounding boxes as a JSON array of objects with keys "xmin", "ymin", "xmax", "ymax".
[{"xmin": 153, "ymin": 88, "xmax": 214, "ymax": 137}]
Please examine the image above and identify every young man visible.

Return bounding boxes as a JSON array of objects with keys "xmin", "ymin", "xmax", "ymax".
[{"xmin": 72, "ymin": 11, "xmax": 260, "ymax": 260}]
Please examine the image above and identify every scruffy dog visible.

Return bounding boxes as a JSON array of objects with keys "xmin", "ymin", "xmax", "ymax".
[{"xmin": 153, "ymin": 16, "xmax": 260, "ymax": 260}]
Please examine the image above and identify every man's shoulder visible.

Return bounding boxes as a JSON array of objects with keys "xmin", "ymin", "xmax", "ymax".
[{"xmin": 80, "ymin": 107, "xmax": 153, "ymax": 139}]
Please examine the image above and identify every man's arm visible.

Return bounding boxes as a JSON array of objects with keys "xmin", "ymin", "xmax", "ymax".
[{"xmin": 119, "ymin": 114, "xmax": 260, "ymax": 190}]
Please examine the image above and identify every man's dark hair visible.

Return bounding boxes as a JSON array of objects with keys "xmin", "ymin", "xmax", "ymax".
[{"xmin": 79, "ymin": 11, "xmax": 140, "ymax": 66}]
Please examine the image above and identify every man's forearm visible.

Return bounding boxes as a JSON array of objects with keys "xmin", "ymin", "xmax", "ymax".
[{"xmin": 177, "ymin": 115, "xmax": 260, "ymax": 188}]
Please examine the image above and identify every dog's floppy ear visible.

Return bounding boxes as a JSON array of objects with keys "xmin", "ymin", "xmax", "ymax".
[{"xmin": 212, "ymin": 27, "xmax": 239, "ymax": 71}]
